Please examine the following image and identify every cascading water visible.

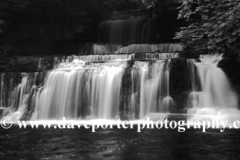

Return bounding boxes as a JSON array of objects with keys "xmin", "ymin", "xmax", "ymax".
[
  {"xmin": 99, "ymin": 17, "xmax": 154, "ymax": 44},
  {"xmin": 93, "ymin": 44, "xmax": 122, "ymax": 54},
  {"xmin": 52, "ymin": 44, "xmax": 181, "ymax": 69},
  {"xmin": 132, "ymin": 60, "xmax": 173, "ymax": 119},
  {"xmin": 54, "ymin": 52, "xmax": 178, "ymax": 66},
  {"xmin": 115, "ymin": 44, "xmax": 183, "ymax": 54},
  {"xmin": 187, "ymin": 54, "xmax": 240, "ymax": 123},
  {"xmin": 0, "ymin": 72, "xmax": 46, "ymax": 120},
  {"xmin": 0, "ymin": 53, "xmax": 239, "ymax": 123},
  {"xmin": 34, "ymin": 60, "xmax": 125, "ymax": 120},
  {"xmin": 1, "ymin": 53, "xmax": 176, "ymax": 121},
  {"xmin": 33, "ymin": 58, "xmax": 174, "ymax": 120}
]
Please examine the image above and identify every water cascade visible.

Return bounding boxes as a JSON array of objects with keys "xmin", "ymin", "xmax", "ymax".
[
  {"xmin": 32, "ymin": 58, "xmax": 174, "ymax": 120},
  {"xmin": 187, "ymin": 54, "xmax": 240, "ymax": 123},
  {"xmin": 0, "ymin": 72, "xmax": 46, "ymax": 120},
  {"xmin": 34, "ymin": 60, "xmax": 125, "ymax": 120},
  {"xmin": 0, "ymin": 52, "xmax": 179, "ymax": 120},
  {"xmin": 93, "ymin": 44, "xmax": 122, "ymax": 54},
  {"xmin": 54, "ymin": 52, "xmax": 178, "ymax": 66},
  {"xmin": 115, "ymin": 44, "xmax": 183, "ymax": 54},
  {"xmin": 1, "ymin": 0, "xmax": 239, "ymax": 124},
  {"xmin": 99, "ymin": 17, "xmax": 154, "ymax": 44}
]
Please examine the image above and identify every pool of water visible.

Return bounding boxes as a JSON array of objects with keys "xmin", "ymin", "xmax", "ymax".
[{"xmin": 1, "ymin": 125, "xmax": 240, "ymax": 160}]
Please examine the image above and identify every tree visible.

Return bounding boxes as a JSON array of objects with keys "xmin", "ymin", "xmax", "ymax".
[{"xmin": 175, "ymin": 0, "xmax": 240, "ymax": 57}]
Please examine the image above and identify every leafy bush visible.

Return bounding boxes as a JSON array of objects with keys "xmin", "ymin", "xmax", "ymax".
[{"xmin": 175, "ymin": 0, "xmax": 240, "ymax": 56}]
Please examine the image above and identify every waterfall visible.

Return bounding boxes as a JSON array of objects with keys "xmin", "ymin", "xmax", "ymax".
[
  {"xmin": 115, "ymin": 44, "xmax": 183, "ymax": 54},
  {"xmin": 135, "ymin": 60, "xmax": 173, "ymax": 118},
  {"xmin": 93, "ymin": 44, "xmax": 122, "ymax": 54},
  {"xmin": 1, "ymin": 56, "xmax": 175, "ymax": 120},
  {"xmin": 33, "ymin": 59, "xmax": 174, "ymax": 120},
  {"xmin": 187, "ymin": 54, "xmax": 240, "ymax": 123},
  {"xmin": 99, "ymin": 17, "xmax": 154, "ymax": 44},
  {"xmin": 1, "ymin": 53, "xmax": 239, "ymax": 122},
  {"xmin": 188, "ymin": 55, "xmax": 238, "ymax": 109},
  {"xmin": 0, "ymin": 72, "xmax": 46, "ymax": 120},
  {"xmin": 34, "ymin": 60, "xmax": 125, "ymax": 120}
]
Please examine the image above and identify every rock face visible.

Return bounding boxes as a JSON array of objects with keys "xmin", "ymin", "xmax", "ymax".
[
  {"xmin": 0, "ymin": 0, "xmax": 185, "ymax": 72},
  {"xmin": 0, "ymin": 73, "xmax": 22, "ymax": 108},
  {"xmin": 0, "ymin": 0, "xmax": 106, "ymax": 59},
  {"xmin": 0, "ymin": 72, "xmax": 46, "ymax": 111},
  {"xmin": 169, "ymin": 58, "xmax": 191, "ymax": 113},
  {"xmin": 120, "ymin": 63, "xmax": 133, "ymax": 120},
  {"xmin": 0, "ymin": 0, "xmax": 183, "ymax": 57},
  {"xmin": 118, "ymin": 59, "xmax": 194, "ymax": 118},
  {"xmin": 0, "ymin": 56, "xmax": 54, "ymax": 72}
]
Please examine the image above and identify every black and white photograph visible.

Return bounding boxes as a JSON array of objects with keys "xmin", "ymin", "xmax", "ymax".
[{"xmin": 0, "ymin": 0, "xmax": 240, "ymax": 159}]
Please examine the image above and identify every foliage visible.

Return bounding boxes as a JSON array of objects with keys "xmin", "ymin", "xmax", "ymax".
[{"xmin": 175, "ymin": 0, "xmax": 240, "ymax": 55}]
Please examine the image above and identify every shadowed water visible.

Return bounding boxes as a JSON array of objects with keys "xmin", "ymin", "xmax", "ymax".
[{"xmin": 0, "ymin": 126, "xmax": 240, "ymax": 160}]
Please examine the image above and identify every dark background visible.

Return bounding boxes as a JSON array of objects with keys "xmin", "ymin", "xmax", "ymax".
[{"xmin": 0, "ymin": 0, "xmax": 183, "ymax": 57}]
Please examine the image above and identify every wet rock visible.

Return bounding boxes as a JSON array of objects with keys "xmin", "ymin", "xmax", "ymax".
[
  {"xmin": 119, "ymin": 64, "xmax": 133, "ymax": 120},
  {"xmin": 169, "ymin": 58, "xmax": 191, "ymax": 113}
]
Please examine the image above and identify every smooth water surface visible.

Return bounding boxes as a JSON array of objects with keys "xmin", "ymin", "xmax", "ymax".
[{"xmin": 0, "ymin": 126, "xmax": 240, "ymax": 160}]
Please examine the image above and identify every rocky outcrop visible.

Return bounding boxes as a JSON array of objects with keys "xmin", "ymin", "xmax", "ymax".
[
  {"xmin": 169, "ymin": 58, "xmax": 191, "ymax": 113},
  {"xmin": 0, "ymin": 56, "xmax": 54, "ymax": 72},
  {"xmin": 119, "ymin": 61, "xmax": 135, "ymax": 120}
]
